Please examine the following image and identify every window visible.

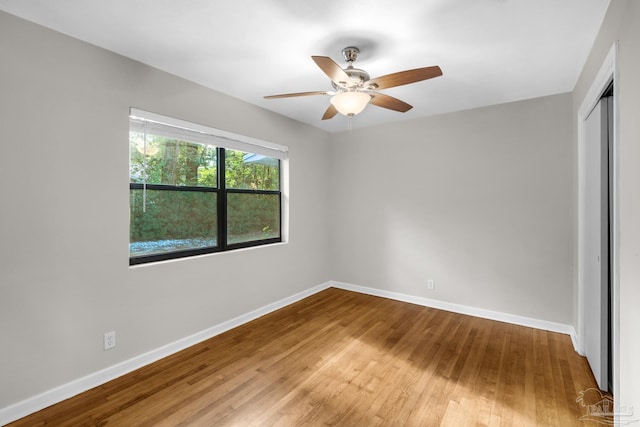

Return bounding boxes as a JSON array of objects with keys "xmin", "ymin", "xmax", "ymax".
[{"xmin": 129, "ymin": 109, "xmax": 287, "ymax": 265}]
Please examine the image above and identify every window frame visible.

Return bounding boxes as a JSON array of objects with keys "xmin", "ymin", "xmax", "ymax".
[
  {"xmin": 217, "ymin": 147, "xmax": 283, "ymax": 252},
  {"xmin": 128, "ymin": 110, "xmax": 286, "ymax": 266}
]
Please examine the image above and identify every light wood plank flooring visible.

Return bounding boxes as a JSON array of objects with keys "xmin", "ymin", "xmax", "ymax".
[{"xmin": 8, "ymin": 288, "xmax": 601, "ymax": 426}]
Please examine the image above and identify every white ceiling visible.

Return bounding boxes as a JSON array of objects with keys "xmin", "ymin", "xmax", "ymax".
[{"xmin": 0, "ymin": 0, "xmax": 610, "ymax": 133}]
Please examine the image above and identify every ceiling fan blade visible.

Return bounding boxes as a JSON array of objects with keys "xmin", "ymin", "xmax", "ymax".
[
  {"xmin": 365, "ymin": 66, "xmax": 442, "ymax": 90},
  {"xmin": 312, "ymin": 56, "xmax": 352, "ymax": 86},
  {"xmin": 322, "ymin": 104, "xmax": 338, "ymax": 120},
  {"xmin": 264, "ymin": 91, "xmax": 329, "ymax": 99},
  {"xmin": 369, "ymin": 93, "xmax": 413, "ymax": 112}
]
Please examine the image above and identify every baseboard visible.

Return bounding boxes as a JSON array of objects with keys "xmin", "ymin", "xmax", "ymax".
[
  {"xmin": 0, "ymin": 282, "xmax": 331, "ymax": 426},
  {"xmin": 1, "ymin": 280, "xmax": 580, "ymax": 426},
  {"xmin": 329, "ymin": 281, "xmax": 579, "ymax": 348}
]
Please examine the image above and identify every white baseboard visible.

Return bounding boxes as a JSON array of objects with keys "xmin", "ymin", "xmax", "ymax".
[
  {"xmin": 0, "ymin": 282, "xmax": 331, "ymax": 426},
  {"xmin": 1, "ymin": 280, "xmax": 580, "ymax": 426},
  {"xmin": 329, "ymin": 281, "xmax": 579, "ymax": 349}
]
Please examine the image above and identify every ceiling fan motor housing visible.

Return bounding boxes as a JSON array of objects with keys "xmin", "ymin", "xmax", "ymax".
[
  {"xmin": 330, "ymin": 47, "xmax": 371, "ymax": 89},
  {"xmin": 332, "ymin": 66, "xmax": 370, "ymax": 90}
]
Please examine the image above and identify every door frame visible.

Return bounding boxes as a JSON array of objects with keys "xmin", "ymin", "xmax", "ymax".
[{"xmin": 577, "ymin": 42, "xmax": 619, "ymax": 395}]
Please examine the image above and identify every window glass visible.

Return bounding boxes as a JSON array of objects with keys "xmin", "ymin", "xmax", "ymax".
[
  {"xmin": 129, "ymin": 132, "xmax": 217, "ymax": 187},
  {"xmin": 225, "ymin": 149, "xmax": 279, "ymax": 190},
  {"xmin": 227, "ymin": 193, "xmax": 280, "ymax": 245},
  {"xmin": 129, "ymin": 189, "xmax": 217, "ymax": 257}
]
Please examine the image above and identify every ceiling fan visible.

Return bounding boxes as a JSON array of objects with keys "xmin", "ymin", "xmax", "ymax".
[{"xmin": 264, "ymin": 46, "xmax": 442, "ymax": 120}]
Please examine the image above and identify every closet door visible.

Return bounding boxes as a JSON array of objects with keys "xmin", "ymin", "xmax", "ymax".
[{"xmin": 583, "ymin": 98, "xmax": 610, "ymax": 391}]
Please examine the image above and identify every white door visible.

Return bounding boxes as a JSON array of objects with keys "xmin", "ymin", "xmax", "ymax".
[{"xmin": 583, "ymin": 99, "xmax": 609, "ymax": 390}]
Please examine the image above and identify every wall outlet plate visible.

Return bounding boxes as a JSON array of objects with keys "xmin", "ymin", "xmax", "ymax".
[
  {"xmin": 104, "ymin": 331, "xmax": 116, "ymax": 350},
  {"xmin": 427, "ymin": 279, "xmax": 435, "ymax": 290}
]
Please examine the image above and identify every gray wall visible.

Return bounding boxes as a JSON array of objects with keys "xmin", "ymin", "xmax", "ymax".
[
  {"xmin": 0, "ymin": 11, "xmax": 331, "ymax": 408},
  {"xmin": 572, "ymin": 0, "xmax": 640, "ymax": 414},
  {"xmin": 4, "ymin": 0, "xmax": 640, "ymax": 417},
  {"xmin": 330, "ymin": 94, "xmax": 574, "ymax": 324}
]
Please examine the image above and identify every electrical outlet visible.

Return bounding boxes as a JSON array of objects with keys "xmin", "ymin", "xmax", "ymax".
[
  {"xmin": 427, "ymin": 279, "xmax": 435, "ymax": 290},
  {"xmin": 104, "ymin": 331, "xmax": 116, "ymax": 350}
]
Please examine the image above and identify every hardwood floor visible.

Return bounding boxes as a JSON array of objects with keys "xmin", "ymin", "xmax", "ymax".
[{"xmin": 8, "ymin": 288, "xmax": 601, "ymax": 426}]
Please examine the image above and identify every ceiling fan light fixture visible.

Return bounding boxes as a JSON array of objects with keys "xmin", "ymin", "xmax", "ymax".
[{"xmin": 330, "ymin": 91, "xmax": 371, "ymax": 117}]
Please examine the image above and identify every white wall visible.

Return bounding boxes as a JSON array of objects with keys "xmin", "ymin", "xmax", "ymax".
[
  {"xmin": 572, "ymin": 0, "xmax": 640, "ymax": 416},
  {"xmin": 330, "ymin": 93, "xmax": 574, "ymax": 325},
  {"xmin": 0, "ymin": 11, "xmax": 331, "ymax": 409}
]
